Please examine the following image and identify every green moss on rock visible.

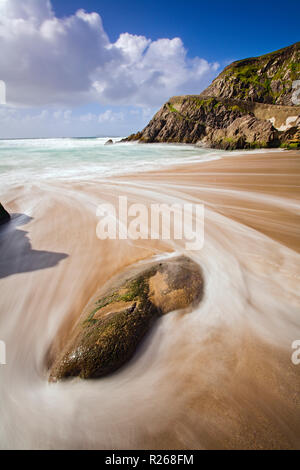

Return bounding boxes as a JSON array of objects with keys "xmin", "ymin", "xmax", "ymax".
[
  {"xmin": 167, "ymin": 103, "xmax": 179, "ymax": 113},
  {"xmin": 280, "ymin": 142, "xmax": 300, "ymax": 149},
  {"xmin": 49, "ymin": 256, "xmax": 204, "ymax": 381}
]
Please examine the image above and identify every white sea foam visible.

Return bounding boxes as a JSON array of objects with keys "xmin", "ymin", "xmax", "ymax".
[{"xmin": 0, "ymin": 137, "xmax": 224, "ymax": 191}]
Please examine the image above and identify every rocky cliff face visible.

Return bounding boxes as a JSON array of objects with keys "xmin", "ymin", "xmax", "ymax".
[
  {"xmin": 202, "ymin": 42, "xmax": 300, "ymax": 106},
  {"xmin": 124, "ymin": 43, "xmax": 300, "ymax": 150}
]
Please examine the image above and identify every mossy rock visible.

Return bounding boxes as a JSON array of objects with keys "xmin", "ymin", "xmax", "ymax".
[
  {"xmin": 0, "ymin": 203, "xmax": 10, "ymax": 225},
  {"xmin": 49, "ymin": 256, "xmax": 203, "ymax": 381}
]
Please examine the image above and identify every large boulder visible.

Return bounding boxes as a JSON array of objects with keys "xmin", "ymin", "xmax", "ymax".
[
  {"xmin": 0, "ymin": 203, "xmax": 10, "ymax": 225},
  {"xmin": 200, "ymin": 115, "xmax": 279, "ymax": 150},
  {"xmin": 49, "ymin": 256, "xmax": 203, "ymax": 381}
]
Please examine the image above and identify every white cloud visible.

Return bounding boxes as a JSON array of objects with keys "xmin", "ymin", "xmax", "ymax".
[
  {"xmin": 98, "ymin": 109, "xmax": 124, "ymax": 123},
  {"xmin": 0, "ymin": 0, "xmax": 219, "ymax": 108},
  {"xmin": 0, "ymin": 104, "xmax": 147, "ymax": 138},
  {"xmin": 80, "ymin": 112, "xmax": 96, "ymax": 122},
  {"xmin": 0, "ymin": 0, "xmax": 53, "ymax": 22}
]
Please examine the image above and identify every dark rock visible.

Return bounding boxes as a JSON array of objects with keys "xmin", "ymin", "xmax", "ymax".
[
  {"xmin": 105, "ymin": 139, "xmax": 114, "ymax": 145},
  {"xmin": 123, "ymin": 97, "xmax": 248, "ymax": 145},
  {"xmin": 49, "ymin": 256, "xmax": 203, "ymax": 381},
  {"xmin": 200, "ymin": 115, "xmax": 279, "ymax": 150},
  {"xmin": 279, "ymin": 121, "xmax": 300, "ymax": 149},
  {"xmin": 0, "ymin": 203, "xmax": 10, "ymax": 225}
]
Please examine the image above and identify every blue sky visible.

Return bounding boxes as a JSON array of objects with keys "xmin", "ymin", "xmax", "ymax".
[
  {"xmin": 52, "ymin": 0, "xmax": 300, "ymax": 62},
  {"xmin": 0, "ymin": 0, "xmax": 299, "ymax": 138}
]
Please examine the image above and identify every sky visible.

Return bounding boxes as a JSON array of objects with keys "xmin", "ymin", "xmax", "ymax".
[{"xmin": 0, "ymin": 0, "xmax": 299, "ymax": 138}]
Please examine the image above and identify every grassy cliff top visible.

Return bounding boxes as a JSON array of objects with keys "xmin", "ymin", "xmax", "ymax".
[
  {"xmin": 224, "ymin": 41, "xmax": 300, "ymax": 71},
  {"xmin": 201, "ymin": 42, "xmax": 300, "ymax": 105}
]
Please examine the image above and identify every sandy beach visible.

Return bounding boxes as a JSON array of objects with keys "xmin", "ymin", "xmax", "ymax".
[
  {"xmin": 125, "ymin": 150, "xmax": 300, "ymax": 251},
  {"xmin": 0, "ymin": 148, "xmax": 300, "ymax": 449}
]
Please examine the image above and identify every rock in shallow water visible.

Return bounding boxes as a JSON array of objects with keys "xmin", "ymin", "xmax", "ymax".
[
  {"xmin": 49, "ymin": 255, "xmax": 203, "ymax": 381},
  {"xmin": 0, "ymin": 203, "xmax": 10, "ymax": 225}
]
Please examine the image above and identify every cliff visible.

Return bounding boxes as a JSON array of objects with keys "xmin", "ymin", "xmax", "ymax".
[
  {"xmin": 201, "ymin": 42, "xmax": 300, "ymax": 106},
  {"xmin": 124, "ymin": 42, "xmax": 300, "ymax": 150}
]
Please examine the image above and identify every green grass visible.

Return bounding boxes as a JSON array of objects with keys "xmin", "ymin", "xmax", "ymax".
[
  {"xmin": 214, "ymin": 101, "xmax": 222, "ymax": 109},
  {"xmin": 191, "ymin": 97, "xmax": 216, "ymax": 109},
  {"xmin": 249, "ymin": 141, "xmax": 267, "ymax": 149},
  {"xmin": 167, "ymin": 103, "xmax": 179, "ymax": 113},
  {"xmin": 280, "ymin": 142, "xmax": 300, "ymax": 149},
  {"xmin": 289, "ymin": 62, "xmax": 300, "ymax": 81},
  {"xmin": 223, "ymin": 55, "xmax": 300, "ymax": 103}
]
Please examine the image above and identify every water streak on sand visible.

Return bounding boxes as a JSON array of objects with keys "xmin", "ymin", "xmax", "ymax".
[{"xmin": 0, "ymin": 139, "xmax": 299, "ymax": 449}]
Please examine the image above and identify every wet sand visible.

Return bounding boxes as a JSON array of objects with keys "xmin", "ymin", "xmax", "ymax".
[
  {"xmin": 124, "ymin": 150, "xmax": 300, "ymax": 252},
  {"xmin": 0, "ymin": 149, "xmax": 299, "ymax": 449}
]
